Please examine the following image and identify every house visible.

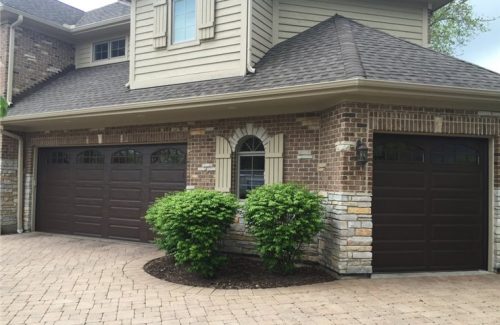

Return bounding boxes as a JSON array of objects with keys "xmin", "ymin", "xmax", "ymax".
[{"xmin": 0, "ymin": 0, "xmax": 499, "ymax": 275}]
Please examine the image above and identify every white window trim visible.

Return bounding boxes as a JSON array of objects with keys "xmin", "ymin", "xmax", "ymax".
[
  {"xmin": 92, "ymin": 37, "xmax": 128, "ymax": 62},
  {"xmin": 167, "ymin": 0, "xmax": 200, "ymax": 49}
]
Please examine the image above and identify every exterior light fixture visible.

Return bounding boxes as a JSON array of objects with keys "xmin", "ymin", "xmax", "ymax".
[{"xmin": 356, "ymin": 140, "xmax": 369, "ymax": 165}]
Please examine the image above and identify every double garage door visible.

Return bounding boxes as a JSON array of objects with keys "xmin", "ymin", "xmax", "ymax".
[
  {"xmin": 373, "ymin": 135, "xmax": 488, "ymax": 272},
  {"xmin": 36, "ymin": 145, "xmax": 187, "ymax": 242}
]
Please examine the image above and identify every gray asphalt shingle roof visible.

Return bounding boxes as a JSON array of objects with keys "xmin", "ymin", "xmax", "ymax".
[
  {"xmin": 8, "ymin": 15, "xmax": 500, "ymax": 117},
  {"xmin": 75, "ymin": 2, "xmax": 130, "ymax": 27},
  {"xmin": 1, "ymin": 0, "xmax": 129, "ymax": 27},
  {"xmin": 1, "ymin": 0, "xmax": 84, "ymax": 25}
]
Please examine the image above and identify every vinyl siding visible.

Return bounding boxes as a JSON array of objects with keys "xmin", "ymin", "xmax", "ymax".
[
  {"xmin": 131, "ymin": 0, "xmax": 246, "ymax": 89},
  {"xmin": 251, "ymin": 0, "xmax": 273, "ymax": 65},
  {"xmin": 276, "ymin": 0, "xmax": 426, "ymax": 45},
  {"xmin": 75, "ymin": 34, "xmax": 130, "ymax": 69}
]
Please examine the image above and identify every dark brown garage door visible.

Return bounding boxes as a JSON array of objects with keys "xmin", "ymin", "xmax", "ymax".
[
  {"xmin": 36, "ymin": 145, "xmax": 187, "ymax": 242},
  {"xmin": 373, "ymin": 135, "xmax": 488, "ymax": 272}
]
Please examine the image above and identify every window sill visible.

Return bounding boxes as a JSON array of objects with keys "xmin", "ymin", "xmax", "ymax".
[{"xmin": 167, "ymin": 39, "xmax": 201, "ymax": 50}]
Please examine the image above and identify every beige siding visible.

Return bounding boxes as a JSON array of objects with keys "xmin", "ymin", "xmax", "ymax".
[
  {"xmin": 75, "ymin": 34, "xmax": 130, "ymax": 69},
  {"xmin": 131, "ymin": 0, "xmax": 246, "ymax": 89},
  {"xmin": 276, "ymin": 0, "xmax": 426, "ymax": 46},
  {"xmin": 251, "ymin": 0, "xmax": 273, "ymax": 65}
]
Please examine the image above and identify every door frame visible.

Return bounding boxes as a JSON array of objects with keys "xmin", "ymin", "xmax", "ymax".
[{"xmin": 372, "ymin": 132, "xmax": 493, "ymax": 272}]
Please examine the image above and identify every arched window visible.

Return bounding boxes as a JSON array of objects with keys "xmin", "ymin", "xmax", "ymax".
[
  {"xmin": 151, "ymin": 148, "xmax": 186, "ymax": 165},
  {"xmin": 76, "ymin": 150, "xmax": 104, "ymax": 164},
  {"xmin": 237, "ymin": 136, "xmax": 265, "ymax": 199},
  {"xmin": 431, "ymin": 143, "xmax": 479, "ymax": 165},
  {"xmin": 111, "ymin": 149, "xmax": 143, "ymax": 164},
  {"xmin": 48, "ymin": 151, "xmax": 70, "ymax": 164},
  {"xmin": 374, "ymin": 141, "xmax": 424, "ymax": 162}
]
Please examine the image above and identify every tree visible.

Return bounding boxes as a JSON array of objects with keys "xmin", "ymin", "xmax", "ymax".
[{"xmin": 430, "ymin": 0, "xmax": 494, "ymax": 55}]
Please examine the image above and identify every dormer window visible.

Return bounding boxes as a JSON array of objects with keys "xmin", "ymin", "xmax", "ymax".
[
  {"xmin": 172, "ymin": 0, "xmax": 196, "ymax": 44},
  {"xmin": 93, "ymin": 38, "xmax": 126, "ymax": 61}
]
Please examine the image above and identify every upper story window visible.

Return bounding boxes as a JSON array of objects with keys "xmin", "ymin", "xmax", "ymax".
[
  {"xmin": 93, "ymin": 38, "xmax": 126, "ymax": 61},
  {"xmin": 172, "ymin": 0, "xmax": 197, "ymax": 44}
]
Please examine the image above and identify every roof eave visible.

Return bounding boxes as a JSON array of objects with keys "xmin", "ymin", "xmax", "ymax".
[
  {"xmin": 70, "ymin": 16, "xmax": 131, "ymax": 33},
  {"xmin": 1, "ymin": 79, "xmax": 499, "ymax": 128}
]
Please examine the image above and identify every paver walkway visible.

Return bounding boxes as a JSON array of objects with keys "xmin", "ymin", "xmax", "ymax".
[{"xmin": 1, "ymin": 233, "xmax": 499, "ymax": 325}]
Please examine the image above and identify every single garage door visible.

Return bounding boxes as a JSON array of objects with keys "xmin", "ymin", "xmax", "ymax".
[
  {"xmin": 36, "ymin": 144, "xmax": 187, "ymax": 242},
  {"xmin": 373, "ymin": 134, "xmax": 488, "ymax": 272}
]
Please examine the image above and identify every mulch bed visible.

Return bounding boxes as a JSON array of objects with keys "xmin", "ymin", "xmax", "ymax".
[{"xmin": 144, "ymin": 255, "xmax": 336, "ymax": 289}]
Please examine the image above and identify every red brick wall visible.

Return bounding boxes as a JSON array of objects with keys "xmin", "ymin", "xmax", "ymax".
[
  {"xmin": 0, "ymin": 23, "xmax": 9, "ymax": 97},
  {"xmin": 12, "ymin": 26, "xmax": 74, "ymax": 97}
]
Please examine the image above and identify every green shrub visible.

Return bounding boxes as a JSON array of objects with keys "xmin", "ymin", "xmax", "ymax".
[
  {"xmin": 146, "ymin": 189, "xmax": 239, "ymax": 278},
  {"xmin": 244, "ymin": 184, "xmax": 324, "ymax": 274}
]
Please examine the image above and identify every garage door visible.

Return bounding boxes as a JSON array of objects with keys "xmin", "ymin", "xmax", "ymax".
[
  {"xmin": 36, "ymin": 145, "xmax": 187, "ymax": 242},
  {"xmin": 373, "ymin": 135, "xmax": 488, "ymax": 272}
]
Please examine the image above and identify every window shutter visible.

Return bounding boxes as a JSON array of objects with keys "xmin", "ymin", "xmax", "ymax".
[
  {"xmin": 265, "ymin": 133, "xmax": 284, "ymax": 184},
  {"xmin": 215, "ymin": 136, "xmax": 232, "ymax": 192},
  {"xmin": 197, "ymin": 0, "xmax": 216, "ymax": 40},
  {"xmin": 153, "ymin": 0, "xmax": 168, "ymax": 48}
]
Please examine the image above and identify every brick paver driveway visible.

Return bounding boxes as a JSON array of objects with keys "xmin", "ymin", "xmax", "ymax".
[{"xmin": 1, "ymin": 233, "xmax": 499, "ymax": 325}]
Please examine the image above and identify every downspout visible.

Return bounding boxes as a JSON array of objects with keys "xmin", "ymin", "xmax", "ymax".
[
  {"xmin": 6, "ymin": 15, "xmax": 24, "ymax": 105},
  {"xmin": 1, "ymin": 129, "xmax": 24, "ymax": 234},
  {"xmin": 246, "ymin": 0, "xmax": 256, "ymax": 74}
]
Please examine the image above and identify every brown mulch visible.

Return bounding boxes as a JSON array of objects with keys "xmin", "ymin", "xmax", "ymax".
[{"xmin": 143, "ymin": 255, "xmax": 336, "ymax": 289}]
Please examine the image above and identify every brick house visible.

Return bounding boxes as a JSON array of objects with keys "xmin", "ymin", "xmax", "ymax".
[{"xmin": 0, "ymin": 0, "xmax": 499, "ymax": 275}]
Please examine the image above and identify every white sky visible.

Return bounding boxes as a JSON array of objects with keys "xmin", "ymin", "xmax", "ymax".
[{"xmin": 61, "ymin": 0, "xmax": 500, "ymax": 73}]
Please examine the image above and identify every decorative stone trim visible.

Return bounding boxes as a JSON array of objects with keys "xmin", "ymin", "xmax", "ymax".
[{"xmin": 228, "ymin": 123, "xmax": 270, "ymax": 151}]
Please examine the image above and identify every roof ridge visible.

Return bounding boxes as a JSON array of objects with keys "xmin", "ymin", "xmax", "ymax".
[{"xmin": 333, "ymin": 15, "xmax": 366, "ymax": 79}]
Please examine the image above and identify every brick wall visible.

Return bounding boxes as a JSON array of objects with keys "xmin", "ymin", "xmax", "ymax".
[
  {"xmin": 4, "ymin": 103, "xmax": 499, "ymax": 273},
  {"xmin": 12, "ymin": 26, "xmax": 74, "ymax": 98},
  {"xmin": 0, "ymin": 23, "xmax": 9, "ymax": 97},
  {"xmin": 0, "ymin": 133, "xmax": 19, "ymax": 234}
]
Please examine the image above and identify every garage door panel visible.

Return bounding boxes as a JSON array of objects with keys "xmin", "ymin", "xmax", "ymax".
[
  {"xmin": 373, "ymin": 135, "xmax": 487, "ymax": 272},
  {"xmin": 431, "ymin": 198, "xmax": 481, "ymax": 215},
  {"xmin": 36, "ymin": 144, "xmax": 187, "ymax": 242},
  {"xmin": 374, "ymin": 225, "xmax": 425, "ymax": 240}
]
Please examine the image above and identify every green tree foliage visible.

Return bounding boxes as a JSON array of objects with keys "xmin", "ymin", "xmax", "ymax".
[
  {"xmin": 430, "ymin": 0, "xmax": 493, "ymax": 55},
  {"xmin": 145, "ymin": 189, "xmax": 239, "ymax": 278},
  {"xmin": 0, "ymin": 96, "xmax": 8, "ymax": 118},
  {"xmin": 244, "ymin": 184, "xmax": 324, "ymax": 274}
]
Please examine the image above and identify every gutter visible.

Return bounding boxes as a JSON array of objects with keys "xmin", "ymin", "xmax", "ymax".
[
  {"xmin": 1, "ymin": 78, "xmax": 500, "ymax": 124},
  {"xmin": 246, "ymin": 0, "xmax": 256, "ymax": 74},
  {"xmin": 6, "ymin": 14, "xmax": 23, "ymax": 104},
  {"xmin": 1, "ymin": 128, "xmax": 24, "ymax": 234}
]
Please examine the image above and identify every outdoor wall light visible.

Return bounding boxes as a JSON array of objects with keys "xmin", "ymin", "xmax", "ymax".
[{"xmin": 356, "ymin": 140, "xmax": 369, "ymax": 165}]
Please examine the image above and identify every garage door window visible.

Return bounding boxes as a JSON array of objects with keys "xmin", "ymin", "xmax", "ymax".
[
  {"xmin": 77, "ymin": 150, "xmax": 104, "ymax": 164},
  {"xmin": 374, "ymin": 141, "xmax": 424, "ymax": 162},
  {"xmin": 151, "ymin": 148, "xmax": 186, "ymax": 165},
  {"xmin": 112, "ymin": 149, "xmax": 143, "ymax": 164},
  {"xmin": 48, "ymin": 151, "xmax": 70, "ymax": 164},
  {"xmin": 431, "ymin": 143, "xmax": 479, "ymax": 165}
]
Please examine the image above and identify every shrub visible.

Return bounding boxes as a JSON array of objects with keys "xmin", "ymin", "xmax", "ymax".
[
  {"xmin": 244, "ymin": 184, "xmax": 324, "ymax": 274},
  {"xmin": 145, "ymin": 189, "xmax": 239, "ymax": 278}
]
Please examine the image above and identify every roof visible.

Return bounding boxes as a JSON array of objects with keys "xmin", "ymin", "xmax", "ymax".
[
  {"xmin": 0, "ymin": 0, "xmax": 129, "ymax": 28},
  {"xmin": 7, "ymin": 15, "xmax": 500, "ymax": 117},
  {"xmin": 75, "ymin": 2, "xmax": 130, "ymax": 27},
  {"xmin": 1, "ymin": 0, "xmax": 84, "ymax": 25}
]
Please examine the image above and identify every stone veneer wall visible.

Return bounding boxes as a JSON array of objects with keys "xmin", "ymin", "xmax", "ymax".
[
  {"xmin": 0, "ymin": 134, "xmax": 18, "ymax": 234},
  {"xmin": 496, "ymin": 189, "xmax": 500, "ymax": 272}
]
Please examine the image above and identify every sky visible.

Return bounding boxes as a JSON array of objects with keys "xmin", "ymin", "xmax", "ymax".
[{"xmin": 62, "ymin": 0, "xmax": 500, "ymax": 73}]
